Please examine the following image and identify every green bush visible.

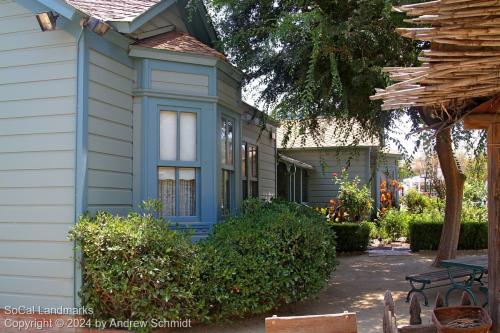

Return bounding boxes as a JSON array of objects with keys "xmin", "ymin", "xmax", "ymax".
[
  {"xmin": 333, "ymin": 172, "xmax": 373, "ymax": 222},
  {"xmin": 378, "ymin": 209, "xmax": 410, "ymax": 241},
  {"xmin": 198, "ymin": 199, "xmax": 337, "ymax": 320},
  {"xmin": 330, "ymin": 222, "xmax": 371, "ymax": 252},
  {"xmin": 401, "ymin": 189, "xmax": 432, "ymax": 213},
  {"xmin": 409, "ymin": 221, "xmax": 487, "ymax": 252},
  {"xmin": 69, "ymin": 210, "xmax": 204, "ymax": 331},
  {"xmin": 362, "ymin": 221, "xmax": 379, "ymax": 239}
]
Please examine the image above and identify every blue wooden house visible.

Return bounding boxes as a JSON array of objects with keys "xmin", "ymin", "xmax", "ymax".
[{"xmin": 0, "ymin": 0, "xmax": 277, "ymax": 309}]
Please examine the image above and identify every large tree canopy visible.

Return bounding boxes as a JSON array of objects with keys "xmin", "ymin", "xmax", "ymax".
[{"xmin": 205, "ymin": 0, "xmax": 421, "ymax": 147}]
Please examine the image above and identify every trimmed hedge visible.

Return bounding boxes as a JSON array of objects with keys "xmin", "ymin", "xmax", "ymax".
[
  {"xmin": 409, "ymin": 221, "xmax": 487, "ymax": 252},
  {"xmin": 199, "ymin": 199, "xmax": 337, "ymax": 320},
  {"xmin": 330, "ymin": 222, "xmax": 372, "ymax": 252},
  {"xmin": 70, "ymin": 199, "xmax": 337, "ymax": 331}
]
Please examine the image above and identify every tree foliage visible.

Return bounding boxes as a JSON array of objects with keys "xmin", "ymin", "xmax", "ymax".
[{"xmin": 206, "ymin": 0, "xmax": 421, "ymax": 146}]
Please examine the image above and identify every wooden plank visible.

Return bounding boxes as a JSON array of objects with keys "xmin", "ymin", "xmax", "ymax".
[
  {"xmin": 488, "ymin": 123, "xmax": 500, "ymax": 333},
  {"xmin": 0, "ymin": 205, "xmax": 73, "ymax": 223},
  {"xmin": 0, "ymin": 258, "xmax": 73, "ymax": 279},
  {"xmin": 0, "ymin": 97, "xmax": 75, "ymax": 119},
  {"xmin": 89, "ymin": 63, "xmax": 133, "ymax": 95},
  {"xmin": 0, "ymin": 45, "xmax": 75, "ymax": 68},
  {"xmin": 0, "ymin": 275, "xmax": 73, "ymax": 297},
  {"xmin": 88, "ymin": 99, "xmax": 132, "ymax": 126},
  {"xmin": 0, "ymin": 132, "xmax": 75, "ymax": 153},
  {"xmin": 265, "ymin": 313, "xmax": 357, "ymax": 333},
  {"xmin": 0, "ymin": 241, "xmax": 73, "ymax": 260},
  {"xmin": 0, "ymin": 188, "xmax": 74, "ymax": 205},
  {"xmin": 88, "ymin": 116, "xmax": 132, "ymax": 142},
  {"xmin": 0, "ymin": 292, "xmax": 73, "ymax": 308},
  {"xmin": 89, "ymin": 49, "xmax": 133, "ymax": 78},
  {"xmin": 0, "ymin": 151, "xmax": 75, "ymax": 171},
  {"xmin": 88, "ymin": 134, "xmax": 133, "ymax": 158},
  {"xmin": 463, "ymin": 114, "xmax": 500, "ymax": 129},
  {"xmin": 0, "ymin": 79, "xmax": 75, "ymax": 102},
  {"xmin": 0, "ymin": 223, "xmax": 72, "ymax": 242},
  {"xmin": 398, "ymin": 324, "xmax": 437, "ymax": 333},
  {"xmin": 0, "ymin": 169, "xmax": 74, "ymax": 188},
  {"xmin": 89, "ymin": 81, "xmax": 132, "ymax": 111},
  {"xmin": 0, "ymin": 114, "xmax": 75, "ymax": 136},
  {"xmin": 88, "ymin": 152, "xmax": 132, "ymax": 173}
]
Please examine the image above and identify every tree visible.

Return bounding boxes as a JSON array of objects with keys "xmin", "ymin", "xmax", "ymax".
[
  {"xmin": 204, "ymin": 0, "xmax": 484, "ymax": 263},
  {"xmin": 206, "ymin": 0, "xmax": 421, "ymax": 150}
]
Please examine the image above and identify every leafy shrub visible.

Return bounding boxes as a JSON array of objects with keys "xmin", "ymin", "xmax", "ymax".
[
  {"xmin": 378, "ymin": 209, "xmax": 410, "ymax": 241},
  {"xmin": 71, "ymin": 200, "xmax": 338, "ymax": 329},
  {"xmin": 69, "ymin": 210, "xmax": 204, "ymax": 331},
  {"xmin": 409, "ymin": 221, "xmax": 487, "ymax": 252},
  {"xmin": 329, "ymin": 222, "xmax": 371, "ymax": 252},
  {"xmin": 462, "ymin": 204, "xmax": 487, "ymax": 223},
  {"xmin": 198, "ymin": 199, "xmax": 337, "ymax": 320},
  {"xmin": 362, "ymin": 221, "xmax": 379, "ymax": 239},
  {"xmin": 329, "ymin": 172, "xmax": 373, "ymax": 222},
  {"xmin": 401, "ymin": 189, "xmax": 432, "ymax": 213}
]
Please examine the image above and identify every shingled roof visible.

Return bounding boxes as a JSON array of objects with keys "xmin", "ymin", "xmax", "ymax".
[
  {"xmin": 133, "ymin": 31, "xmax": 226, "ymax": 59},
  {"xmin": 65, "ymin": 0, "xmax": 162, "ymax": 21}
]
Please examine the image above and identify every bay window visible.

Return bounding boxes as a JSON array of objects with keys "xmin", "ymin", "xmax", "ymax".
[{"xmin": 158, "ymin": 110, "xmax": 198, "ymax": 218}]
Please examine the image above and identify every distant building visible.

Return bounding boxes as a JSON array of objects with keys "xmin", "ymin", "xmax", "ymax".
[{"xmin": 276, "ymin": 119, "xmax": 402, "ymax": 208}]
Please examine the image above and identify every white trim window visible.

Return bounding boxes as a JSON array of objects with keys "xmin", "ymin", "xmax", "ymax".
[{"xmin": 158, "ymin": 110, "xmax": 198, "ymax": 218}]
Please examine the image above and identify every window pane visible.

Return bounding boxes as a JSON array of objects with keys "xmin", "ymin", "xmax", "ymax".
[
  {"xmin": 242, "ymin": 180, "xmax": 248, "ymax": 200},
  {"xmin": 302, "ymin": 170, "xmax": 309, "ymax": 202},
  {"xmin": 241, "ymin": 143, "xmax": 247, "ymax": 178},
  {"xmin": 249, "ymin": 145, "xmax": 258, "ymax": 178},
  {"xmin": 251, "ymin": 181, "xmax": 258, "ymax": 199},
  {"xmin": 295, "ymin": 170, "xmax": 301, "ymax": 203},
  {"xmin": 220, "ymin": 170, "xmax": 231, "ymax": 215},
  {"xmin": 227, "ymin": 120, "xmax": 233, "ymax": 165},
  {"xmin": 179, "ymin": 168, "xmax": 196, "ymax": 216},
  {"xmin": 220, "ymin": 120, "xmax": 227, "ymax": 165},
  {"xmin": 160, "ymin": 111, "xmax": 177, "ymax": 161},
  {"xmin": 158, "ymin": 167, "xmax": 176, "ymax": 216},
  {"xmin": 180, "ymin": 113, "xmax": 197, "ymax": 161}
]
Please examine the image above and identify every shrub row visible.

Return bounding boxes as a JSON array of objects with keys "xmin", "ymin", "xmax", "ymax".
[
  {"xmin": 409, "ymin": 221, "xmax": 487, "ymax": 252},
  {"xmin": 69, "ymin": 199, "xmax": 337, "ymax": 332},
  {"xmin": 329, "ymin": 222, "xmax": 374, "ymax": 252}
]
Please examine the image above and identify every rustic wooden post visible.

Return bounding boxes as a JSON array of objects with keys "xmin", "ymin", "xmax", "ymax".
[
  {"xmin": 463, "ymin": 112, "xmax": 500, "ymax": 333},
  {"xmin": 383, "ymin": 291, "xmax": 398, "ymax": 333},
  {"xmin": 409, "ymin": 294, "xmax": 422, "ymax": 325},
  {"xmin": 461, "ymin": 291, "xmax": 473, "ymax": 306},
  {"xmin": 435, "ymin": 292, "xmax": 445, "ymax": 309},
  {"xmin": 488, "ymin": 123, "xmax": 500, "ymax": 333}
]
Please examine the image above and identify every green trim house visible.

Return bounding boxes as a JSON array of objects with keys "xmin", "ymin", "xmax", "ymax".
[
  {"xmin": 277, "ymin": 119, "xmax": 401, "ymax": 208},
  {"xmin": 0, "ymin": 0, "xmax": 277, "ymax": 309}
]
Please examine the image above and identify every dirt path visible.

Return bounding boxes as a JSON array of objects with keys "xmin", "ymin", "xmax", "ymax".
[{"xmin": 173, "ymin": 251, "xmax": 486, "ymax": 333}]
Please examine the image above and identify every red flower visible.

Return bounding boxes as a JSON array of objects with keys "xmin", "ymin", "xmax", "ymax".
[{"xmin": 332, "ymin": 172, "xmax": 337, "ymax": 177}]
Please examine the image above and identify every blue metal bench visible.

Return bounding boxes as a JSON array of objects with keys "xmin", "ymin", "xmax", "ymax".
[{"xmin": 406, "ymin": 267, "xmax": 481, "ymax": 306}]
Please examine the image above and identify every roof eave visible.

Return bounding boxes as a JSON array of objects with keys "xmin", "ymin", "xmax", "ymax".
[
  {"xmin": 107, "ymin": 0, "xmax": 176, "ymax": 33},
  {"xmin": 129, "ymin": 45, "xmax": 243, "ymax": 83},
  {"xmin": 35, "ymin": 0, "xmax": 77, "ymax": 19}
]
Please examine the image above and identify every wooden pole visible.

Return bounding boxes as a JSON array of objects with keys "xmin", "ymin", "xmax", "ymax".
[{"xmin": 488, "ymin": 123, "xmax": 500, "ymax": 333}]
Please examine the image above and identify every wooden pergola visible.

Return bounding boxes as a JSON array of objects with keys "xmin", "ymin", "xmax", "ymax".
[{"xmin": 370, "ymin": 0, "xmax": 500, "ymax": 332}]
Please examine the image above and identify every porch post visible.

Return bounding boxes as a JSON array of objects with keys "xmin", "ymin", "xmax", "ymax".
[{"xmin": 488, "ymin": 123, "xmax": 500, "ymax": 333}]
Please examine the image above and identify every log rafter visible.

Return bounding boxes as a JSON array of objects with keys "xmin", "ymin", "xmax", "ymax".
[{"xmin": 370, "ymin": 0, "xmax": 500, "ymax": 111}]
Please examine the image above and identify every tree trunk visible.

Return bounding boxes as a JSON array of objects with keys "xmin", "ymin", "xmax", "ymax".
[
  {"xmin": 432, "ymin": 127, "xmax": 466, "ymax": 266},
  {"xmin": 418, "ymin": 108, "xmax": 466, "ymax": 266}
]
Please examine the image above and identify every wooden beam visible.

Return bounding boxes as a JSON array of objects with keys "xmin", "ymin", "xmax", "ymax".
[
  {"xmin": 470, "ymin": 94, "xmax": 500, "ymax": 114},
  {"xmin": 463, "ymin": 114, "xmax": 500, "ymax": 129},
  {"xmin": 488, "ymin": 123, "xmax": 500, "ymax": 333},
  {"xmin": 265, "ymin": 313, "xmax": 357, "ymax": 333},
  {"xmin": 398, "ymin": 324, "xmax": 437, "ymax": 333}
]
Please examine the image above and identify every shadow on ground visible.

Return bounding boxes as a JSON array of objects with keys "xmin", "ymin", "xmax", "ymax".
[{"xmin": 171, "ymin": 251, "xmax": 487, "ymax": 333}]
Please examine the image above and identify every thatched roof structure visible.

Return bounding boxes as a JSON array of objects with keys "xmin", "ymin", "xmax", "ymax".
[{"xmin": 370, "ymin": 0, "xmax": 500, "ymax": 113}]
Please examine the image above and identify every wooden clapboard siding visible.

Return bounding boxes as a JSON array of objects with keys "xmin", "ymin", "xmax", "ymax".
[
  {"xmin": 218, "ymin": 69, "xmax": 240, "ymax": 109},
  {"xmin": 242, "ymin": 121, "xmax": 277, "ymax": 200},
  {"xmin": 281, "ymin": 149, "xmax": 371, "ymax": 207},
  {"xmin": 151, "ymin": 69, "xmax": 209, "ymax": 95},
  {"xmin": 0, "ymin": 0, "xmax": 76, "ymax": 308},
  {"xmin": 87, "ymin": 49, "xmax": 134, "ymax": 215}
]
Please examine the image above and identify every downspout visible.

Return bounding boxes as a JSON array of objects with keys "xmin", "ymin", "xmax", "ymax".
[{"xmin": 74, "ymin": 23, "xmax": 88, "ymax": 307}]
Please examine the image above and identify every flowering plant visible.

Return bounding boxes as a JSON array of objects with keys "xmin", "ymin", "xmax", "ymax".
[
  {"xmin": 326, "ymin": 171, "xmax": 373, "ymax": 222},
  {"xmin": 379, "ymin": 179, "xmax": 400, "ymax": 215}
]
